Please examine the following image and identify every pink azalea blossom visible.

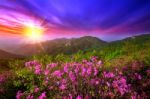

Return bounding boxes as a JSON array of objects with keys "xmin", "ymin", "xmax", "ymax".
[
  {"xmin": 44, "ymin": 69, "xmax": 49, "ymax": 75},
  {"xmin": 94, "ymin": 67, "xmax": 98, "ymax": 76},
  {"xmin": 38, "ymin": 92, "xmax": 46, "ymax": 99},
  {"xmin": 91, "ymin": 56, "xmax": 98, "ymax": 62},
  {"xmin": 26, "ymin": 94, "xmax": 34, "ymax": 99},
  {"xmin": 106, "ymin": 82, "xmax": 110, "ymax": 87},
  {"xmin": 75, "ymin": 66, "xmax": 80, "ymax": 73},
  {"xmin": 47, "ymin": 63, "xmax": 57, "ymax": 68},
  {"xmin": 134, "ymin": 73, "xmax": 142, "ymax": 80},
  {"xmin": 97, "ymin": 60, "xmax": 103, "ymax": 67},
  {"xmin": 81, "ymin": 67, "xmax": 86, "ymax": 76},
  {"xmin": 76, "ymin": 95, "xmax": 82, "ymax": 99},
  {"xmin": 51, "ymin": 70, "xmax": 62, "ymax": 78},
  {"xmin": 59, "ymin": 84, "xmax": 66, "ymax": 90},
  {"xmin": 112, "ymin": 77, "xmax": 129, "ymax": 96},
  {"xmin": 68, "ymin": 94, "xmax": 73, "ymax": 99},
  {"xmin": 69, "ymin": 71, "xmax": 76, "ymax": 82},
  {"xmin": 103, "ymin": 72, "xmax": 115, "ymax": 78},
  {"xmin": 64, "ymin": 65, "xmax": 68, "ymax": 73},
  {"xmin": 34, "ymin": 87, "xmax": 39, "ymax": 93},
  {"xmin": 16, "ymin": 91, "xmax": 24, "ymax": 99},
  {"xmin": 82, "ymin": 59, "xmax": 88, "ymax": 63},
  {"xmin": 87, "ymin": 67, "xmax": 92, "ymax": 75}
]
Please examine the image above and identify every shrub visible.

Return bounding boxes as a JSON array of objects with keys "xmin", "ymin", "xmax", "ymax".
[{"xmin": 14, "ymin": 57, "xmax": 150, "ymax": 99}]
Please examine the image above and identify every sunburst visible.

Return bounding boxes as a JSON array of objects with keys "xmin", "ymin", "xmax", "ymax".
[{"xmin": 23, "ymin": 21, "xmax": 45, "ymax": 43}]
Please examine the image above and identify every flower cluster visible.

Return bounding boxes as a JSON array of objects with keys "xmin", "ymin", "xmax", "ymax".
[
  {"xmin": 0, "ymin": 71, "xmax": 14, "ymax": 94},
  {"xmin": 15, "ymin": 57, "xmax": 150, "ymax": 99}
]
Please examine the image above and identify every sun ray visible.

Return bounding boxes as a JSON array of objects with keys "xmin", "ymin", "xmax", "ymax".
[{"xmin": 23, "ymin": 21, "xmax": 45, "ymax": 43}]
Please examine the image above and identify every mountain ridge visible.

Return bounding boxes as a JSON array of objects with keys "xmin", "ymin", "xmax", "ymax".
[
  {"xmin": 14, "ymin": 36, "xmax": 106, "ymax": 56},
  {"xmin": 0, "ymin": 49, "xmax": 23, "ymax": 59},
  {"xmin": 0, "ymin": 34, "xmax": 150, "ymax": 58}
]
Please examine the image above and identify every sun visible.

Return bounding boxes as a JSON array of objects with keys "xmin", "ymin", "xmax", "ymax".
[{"xmin": 23, "ymin": 21, "xmax": 44, "ymax": 42}]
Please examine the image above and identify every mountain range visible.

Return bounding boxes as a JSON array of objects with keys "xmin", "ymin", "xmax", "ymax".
[
  {"xmin": 0, "ymin": 34, "xmax": 150, "ymax": 59},
  {"xmin": 0, "ymin": 49, "xmax": 22, "ymax": 59}
]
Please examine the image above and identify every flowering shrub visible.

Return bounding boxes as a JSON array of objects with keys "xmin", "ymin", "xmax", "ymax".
[
  {"xmin": 14, "ymin": 57, "xmax": 150, "ymax": 99},
  {"xmin": 0, "ymin": 71, "xmax": 17, "ymax": 98}
]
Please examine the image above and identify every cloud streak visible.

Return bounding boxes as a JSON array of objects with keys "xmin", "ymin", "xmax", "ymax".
[{"xmin": 0, "ymin": 0, "xmax": 150, "ymax": 39}]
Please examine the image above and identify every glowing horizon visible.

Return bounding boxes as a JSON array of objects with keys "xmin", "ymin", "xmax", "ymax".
[{"xmin": 0, "ymin": 0, "xmax": 150, "ymax": 44}]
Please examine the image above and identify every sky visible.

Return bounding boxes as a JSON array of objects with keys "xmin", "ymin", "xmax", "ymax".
[{"xmin": 0, "ymin": 0, "xmax": 150, "ymax": 45}]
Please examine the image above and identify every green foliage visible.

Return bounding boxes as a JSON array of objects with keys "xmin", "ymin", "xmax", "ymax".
[
  {"xmin": 9, "ymin": 59, "xmax": 25, "ymax": 70},
  {"xmin": 6, "ymin": 37, "xmax": 150, "ymax": 70},
  {"xmin": 32, "ymin": 54, "xmax": 53, "ymax": 65}
]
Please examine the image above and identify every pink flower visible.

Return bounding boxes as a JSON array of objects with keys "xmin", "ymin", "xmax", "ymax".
[
  {"xmin": 25, "ymin": 60, "xmax": 40, "ymax": 67},
  {"xmin": 35, "ymin": 69, "xmax": 41, "ymax": 75},
  {"xmin": 97, "ymin": 60, "xmax": 103, "ymax": 67},
  {"xmin": 69, "ymin": 71, "xmax": 76, "ymax": 82},
  {"xmin": 81, "ymin": 67, "xmax": 86, "ymax": 76},
  {"xmin": 119, "ymin": 72, "xmax": 123, "ymax": 75},
  {"xmin": 62, "ymin": 96, "xmax": 67, "ymax": 99},
  {"xmin": 134, "ymin": 73, "xmax": 142, "ymax": 80},
  {"xmin": 61, "ymin": 79, "xmax": 67, "ymax": 84},
  {"xmin": 147, "ymin": 70, "xmax": 150, "ymax": 76},
  {"xmin": 52, "ymin": 70, "xmax": 62, "ymax": 78},
  {"xmin": 48, "ymin": 86, "xmax": 53, "ymax": 90},
  {"xmin": 68, "ymin": 94, "xmax": 73, "ymax": 99},
  {"xmin": 76, "ymin": 95, "xmax": 82, "ymax": 99},
  {"xmin": 147, "ymin": 70, "xmax": 150, "ymax": 73},
  {"xmin": 90, "ymin": 79, "xmax": 96, "ymax": 85},
  {"xmin": 85, "ymin": 95, "xmax": 90, "ymax": 99},
  {"xmin": 106, "ymin": 82, "xmax": 110, "ymax": 87},
  {"xmin": 64, "ymin": 65, "xmax": 68, "ymax": 73},
  {"xmin": 87, "ymin": 67, "xmax": 92, "ymax": 75},
  {"xmin": 112, "ymin": 77, "xmax": 129, "ymax": 96},
  {"xmin": 75, "ymin": 66, "xmax": 80, "ymax": 73},
  {"xmin": 34, "ymin": 87, "xmax": 39, "ymax": 93},
  {"xmin": 86, "ymin": 62, "xmax": 93, "ymax": 66},
  {"xmin": 43, "ymin": 80, "xmax": 49, "ymax": 86},
  {"xmin": 93, "ymin": 67, "xmax": 98, "ymax": 76},
  {"xmin": 44, "ymin": 69, "xmax": 49, "ymax": 75},
  {"xmin": 90, "ymin": 79, "xmax": 99, "ymax": 85},
  {"xmin": 103, "ymin": 72, "xmax": 115, "ymax": 78},
  {"xmin": 59, "ymin": 84, "xmax": 66, "ymax": 90},
  {"xmin": 82, "ymin": 59, "xmax": 88, "ymax": 63},
  {"xmin": 38, "ymin": 92, "xmax": 46, "ymax": 99},
  {"xmin": 131, "ymin": 92, "xmax": 137, "ymax": 99},
  {"xmin": 91, "ymin": 56, "xmax": 98, "ymax": 62},
  {"xmin": 131, "ymin": 95, "xmax": 136, "ymax": 99},
  {"xmin": 95, "ymin": 80, "xmax": 99, "ymax": 85},
  {"xmin": 16, "ymin": 91, "xmax": 24, "ymax": 99},
  {"xmin": 47, "ymin": 63, "xmax": 57, "ymax": 68},
  {"xmin": 34, "ymin": 65, "xmax": 41, "ymax": 75},
  {"xmin": 26, "ymin": 94, "xmax": 34, "ymax": 99},
  {"xmin": 0, "ymin": 76, "xmax": 5, "ymax": 83},
  {"xmin": 138, "ymin": 75, "xmax": 142, "ymax": 80}
]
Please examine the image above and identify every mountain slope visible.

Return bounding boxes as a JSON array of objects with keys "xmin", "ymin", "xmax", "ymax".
[
  {"xmin": 15, "ymin": 36, "xmax": 107, "ymax": 56},
  {"xmin": 0, "ymin": 49, "xmax": 22, "ymax": 59},
  {"xmin": 1, "ymin": 34, "xmax": 150, "ymax": 57},
  {"xmin": 109, "ymin": 34, "xmax": 150, "ymax": 45}
]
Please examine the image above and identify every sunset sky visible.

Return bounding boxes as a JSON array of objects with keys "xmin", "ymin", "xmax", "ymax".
[{"xmin": 0, "ymin": 0, "xmax": 150, "ymax": 45}]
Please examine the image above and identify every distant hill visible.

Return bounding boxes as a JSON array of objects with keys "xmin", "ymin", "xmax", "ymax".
[
  {"xmin": 14, "ymin": 36, "xmax": 107, "ymax": 56},
  {"xmin": 1, "ymin": 34, "xmax": 150, "ymax": 57},
  {"xmin": 0, "ymin": 49, "xmax": 22, "ymax": 59},
  {"xmin": 98, "ymin": 34, "xmax": 150, "ymax": 55},
  {"xmin": 111, "ymin": 34, "xmax": 150, "ymax": 43}
]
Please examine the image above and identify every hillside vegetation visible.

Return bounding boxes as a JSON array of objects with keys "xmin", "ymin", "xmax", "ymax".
[{"xmin": 0, "ymin": 34, "xmax": 150, "ymax": 98}]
